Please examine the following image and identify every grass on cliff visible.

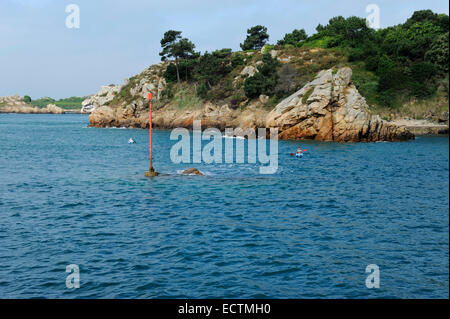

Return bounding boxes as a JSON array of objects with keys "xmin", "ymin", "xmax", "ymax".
[
  {"xmin": 172, "ymin": 85, "xmax": 203, "ymax": 110},
  {"xmin": 302, "ymin": 88, "xmax": 314, "ymax": 104}
]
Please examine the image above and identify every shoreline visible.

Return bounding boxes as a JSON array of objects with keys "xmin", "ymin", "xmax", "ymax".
[
  {"xmin": 0, "ymin": 110, "xmax": 84, "ymax": 115},
  {"xmin": 389, "ymin": 119, "xmax": 449, "ymax": 135},
  {"xmin": 2, "ymin": 111, "xmax": 447, "ymax": 136},
  {"xmin": 88, "ymin": 121, "xmax": 449, "ymax": 137}
]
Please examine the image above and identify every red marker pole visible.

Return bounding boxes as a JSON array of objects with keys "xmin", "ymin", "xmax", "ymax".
[
  {"xmin": 149, "ymin": 92, "xmax": 153, "ymax": 169},
  {"xmin": 145, "ymin": 92, "xmax": 158, "ymax": 177}
]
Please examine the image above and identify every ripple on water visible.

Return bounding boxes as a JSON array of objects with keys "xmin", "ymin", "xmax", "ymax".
[{"xmin": 0, "ymin": 114, "xmax": 448, "ymax": 298}]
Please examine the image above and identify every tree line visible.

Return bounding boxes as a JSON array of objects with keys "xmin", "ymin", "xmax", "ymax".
[{"xmin": 159, "ymin": 9, "xmax": 449, "ymax": 105}]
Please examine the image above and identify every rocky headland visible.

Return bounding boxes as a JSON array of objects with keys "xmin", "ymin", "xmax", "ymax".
[
  {"xmin": 86, "ymin": 56, "xmax": 422, "ymax": 141},
  {"xmin": 82, "ymin": 45, "xmax": 446, "ymax": 141},
  {"xmin": 0, "ymin": 95, "xmax": 71, "ymax": 114}
]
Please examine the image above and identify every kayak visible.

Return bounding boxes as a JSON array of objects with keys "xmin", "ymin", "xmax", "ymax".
[{"xmin": 290, "ymin": 149, "xmax": 307, "ymax": 157}]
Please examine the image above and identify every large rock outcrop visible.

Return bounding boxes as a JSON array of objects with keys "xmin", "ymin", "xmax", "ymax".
[
  {"xmin": 83, "ymin": 62, "xmax": 169, "ymax": 114},
  {"xmin": 266, "ymin": 67, "xmax": 414, "ymax": 142},
  {"xmin": 87, "ymin": 60, "xmax": 415, "ymax": 142},
  {"xmin": 89, "ymin": 101, "xmax": 268, "ymax": 131},
  {"xmin": 81, "ymin": 85, "xmax": 122, "ymax": 113}
]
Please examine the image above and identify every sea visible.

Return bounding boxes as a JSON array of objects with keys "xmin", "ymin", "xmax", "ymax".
[{"xmin": 0, "ymin": 113, "xmax": 448, "ymax": 298}]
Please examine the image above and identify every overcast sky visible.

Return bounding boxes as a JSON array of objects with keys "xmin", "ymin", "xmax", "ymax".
[{"xmin": 0, "ymin": 0, "xmax": 448, "ymax": 99}]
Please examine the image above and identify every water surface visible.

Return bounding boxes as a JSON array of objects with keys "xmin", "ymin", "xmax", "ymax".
[{"xmin": 0, "ymin": 114, "xmax": 448, "ymax": 298}]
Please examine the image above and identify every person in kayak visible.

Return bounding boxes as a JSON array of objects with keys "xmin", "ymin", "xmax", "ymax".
[
  {"xmin": 128, "ymin": 138, "xmax": 135, "ymax": 144},
  {"xmin": 296, "ymin": 147, "xmax": 304, "ymax": 158}
]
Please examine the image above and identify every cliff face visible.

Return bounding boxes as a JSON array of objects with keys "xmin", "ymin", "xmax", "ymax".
[
  {"xmin": 88, "ymin": 62, "xmax": 169, "ymax": 123},
  {"xmin": 81, "ymin": 85, "xmax": 122, "ymax": 113},
  {"xmin": 90, "ymin": 101, "xmax": 269, "ymax": 132},
  {"xmin": 87, "ymin": 52, "xmax": 414, "ymax": 142},
  {"xmin": 87, "ymin": 61, "xmax": 268, "ymax": 131},
  {"xmin": 266, "ymin": 68, "xmax": 414, "ymax": 142}
]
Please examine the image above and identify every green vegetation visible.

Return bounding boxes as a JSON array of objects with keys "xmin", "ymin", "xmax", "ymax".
[
  {"xmin": 244, "ymin": 53, "xmax": 280, "ymax": 98},
  {"xmin": 303, "ymin": 10, "xmax": 449, "ymax": 109},
  {"xmin": 302, "ymin": 88, "xmax": 314, "ymax": 104},
  {"xmin": 278, "ymin": 29, "xmax": 307, "ymax": 46},
  {"xmin": 173, "ymin": 86, "xmax": 202, "ymax": 109},
  {"xmin": 115, "ymin": 11, "xmax": 448, "ymax": 119},
  {"xmin": 159, "ymin": 30, "xmax": 196, "ymax": 84},
  {"xmin": 240, "ymin": 25, "xmax": 269, "ymax": 50},
  {"xmin": 30, "ymin": 96, "xmax": 84, "ymax": 109},
  {"xmin": 164, "ymin": 48, "xmax": 234, "ymax": 98},
  {"xmin": 194, "ymin": 48, "xmax": 233, "ymax": 89},
  {"xmin": 231, "ymin": 53, "xmax": 245, "ymax": 67},
  {"xmin": 425, "ymin": 32, "xmax": 449, "ymax": 72}
]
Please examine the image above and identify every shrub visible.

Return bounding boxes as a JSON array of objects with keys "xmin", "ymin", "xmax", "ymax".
[
  {"xmin": 23, "ymin": 95, "xmax": 32, "ymax": 103},
  {"xmin": 259, "ymin": 52, "xmax": 280, "ymax": 76},
  {"xmin": 163, "ymin": 63, "xmax": 178, "ymax": 83},
  {"xmin": 275, "ymin": 63, "xmax": 297, "ymax": 96},
  {"xmin": 244, "ymin": 53, "xmax": 280, "ymax": 99},
  {"xmin": 231, "ymin": 53, "xmax": 245, "ymax": 67},
  {"xmin": 348, "ymin": 47, "xmax": 365, "ymax": 62},
  {"xmin": 197, "ymin": 83, "xmax": 208, "ymax": 98},
  {"xmin": 194, "ymin": 49, "xmax": 233, "ymax": 88},
  {"xmin": 364, "ymin": 55, "xmax": 379, "ymax": 72},
  {"xmin": 409, "ymin": 61, "xmax": 437, "ymax": 83},
  {"xmin": 378, "ymin": 89, "xmax": 397, "ymax": 108},
  {"xmin": 244, "ymin": 73, "xmax": 266, "ymax": 98},
  {"xmin": 408, "ymin": 62, "xmax": 438, "ymax": 97},
  {"xmin": 425, "ymin": 32, "xmax": 449, "ymax": 72}
]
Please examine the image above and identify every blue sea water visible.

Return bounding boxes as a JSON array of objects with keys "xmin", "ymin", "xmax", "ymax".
[{"xmin": 0, "ymin": 113, "xmax": 448, "ymax": 299}]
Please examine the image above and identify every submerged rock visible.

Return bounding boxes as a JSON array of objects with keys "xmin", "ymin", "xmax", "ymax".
[
  {"xmin": 266, "ymin": 67, "xmax": 414, "ymax": 142},
  {"xmin": 182, "ymin": 168, "xmax": 204, "ymax": 176}
]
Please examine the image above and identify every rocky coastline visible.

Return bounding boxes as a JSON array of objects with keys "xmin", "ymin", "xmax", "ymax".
[{"xmin": 86, "ymin": 64, "xmax": 423, "ymax": 141}]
